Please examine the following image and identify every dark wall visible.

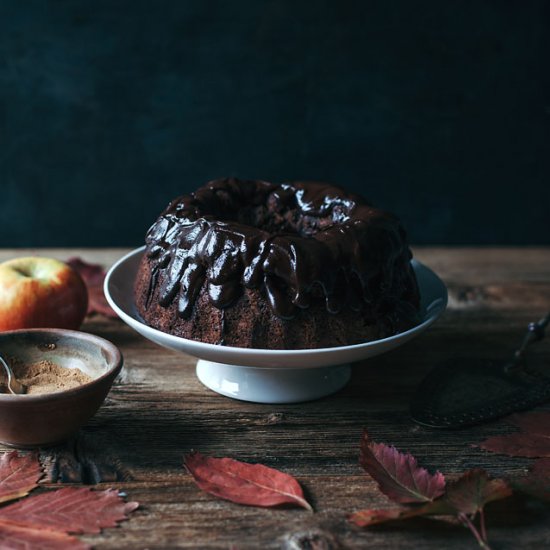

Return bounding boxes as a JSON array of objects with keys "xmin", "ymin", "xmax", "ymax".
[{"xmin": 0, "ymin": 1, "xmax": 548, "ymax": 247}]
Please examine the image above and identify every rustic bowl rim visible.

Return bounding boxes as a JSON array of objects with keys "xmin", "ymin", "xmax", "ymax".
[{"xmin": 0, "ymin": 328, "xmax": 123, "ymax": 402}]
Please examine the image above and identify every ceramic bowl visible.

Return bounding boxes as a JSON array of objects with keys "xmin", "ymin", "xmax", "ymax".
[{"xmin": 0, "ymin": 329, "xmax": 122, "ymax": 448}]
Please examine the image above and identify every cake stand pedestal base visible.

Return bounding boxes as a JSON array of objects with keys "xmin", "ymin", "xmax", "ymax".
[{"xmin": 196, "ymin": 360, "xmax": 352, "ymax": 404}]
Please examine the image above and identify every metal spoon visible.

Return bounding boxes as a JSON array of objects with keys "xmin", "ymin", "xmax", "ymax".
[{"xmin": 0, "ymin": 353, "xmax": 26, "ymax": 395}]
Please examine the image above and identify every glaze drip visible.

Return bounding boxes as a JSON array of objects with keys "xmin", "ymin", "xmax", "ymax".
[{"xmin": 143, "ymin": 178, "xmax": 417, "ymax": 320}]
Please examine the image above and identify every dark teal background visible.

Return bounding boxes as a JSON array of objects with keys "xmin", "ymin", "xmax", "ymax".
[{"xmin": 0, "ymin": 1, "xmax": 548, "ymax": 246}]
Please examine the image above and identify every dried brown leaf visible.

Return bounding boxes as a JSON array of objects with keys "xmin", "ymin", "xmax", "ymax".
[
  {"xmin": 512, "ymin": 458, "xmax": 550, "ymax": 502},
  {"xmin": 0, "ymin": 487, "xmax": 138, "ymax": 534},
  {"xmin": 349, "ymin": 499, "xmax": 452, "ymax": 527},
  {"xmin": 0, "ymin": 452, "xmax": 42, "ymax": 505},
  {"xmin": 360, "ymin": 431, "xmax": 446, "ymax": 504},
  {"xmin": 184, "ymin": 451, "xmax": 312, "ymax": 511},
  {"xmin": 444, "ymin": 469, "xmax": 512, "ymax": 515},
  {"xmin": 0, "ymin": 520, "xmax": 86, "ymax": 550},
  {"xmin": 477, "ymin": 411, "xmax": 550, "ymax": 458},
  {"xmin": 0, "ymin": 452, "xmax": 137, "ymax": 549},
  {"xmin": 67, "ymin": 257, "xmax": 117, "ymax": 318}
]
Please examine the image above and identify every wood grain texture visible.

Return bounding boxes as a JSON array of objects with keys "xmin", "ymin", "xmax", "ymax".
[{"xmin": 1, "ymin": 248, "xmax": 549, "ymax": 549}]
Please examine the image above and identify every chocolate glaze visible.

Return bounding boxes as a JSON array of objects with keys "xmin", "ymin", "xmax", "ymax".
[{"xmin": 143, "ymin": 178, "xmax": 418, "ymax": 321}]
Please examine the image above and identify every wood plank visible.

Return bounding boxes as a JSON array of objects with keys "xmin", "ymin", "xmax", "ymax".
[{"xmin": 0, "ymin": 247, "xmax": 549, "ymax": 548}]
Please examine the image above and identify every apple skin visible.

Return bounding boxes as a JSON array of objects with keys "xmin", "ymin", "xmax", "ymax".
[{"xmin": 0, "ymin": 257, "xmax": 88, "ymax": 331}]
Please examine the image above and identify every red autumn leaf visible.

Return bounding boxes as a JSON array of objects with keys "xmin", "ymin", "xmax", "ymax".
[
  {"xmin": 349, "ymin": 498, "xmax": 451, "ymax": 527},
  {"xmin": 512, "ymin": 458, "xmax": 550, "ymax": 502},
  {"xmin": 477, "ymin": 411, "xmax": 550, "ymax": 458},
  {"xmin": 0, "ymin": 487, "xmax": 138, "ymax": 535},
  {"xmin": 349, "ymin": 507, "xmax": 416, "ymax": 527},
  {"xmin": 353, "ymin": 437, "xmax": 511, "ymax": 549},
  {"xmin": 444, "ymin": 469, "xmax": 512, "ymax": 515},
  {"xmin": 359, "ymin": 431, "xmax": 446, "ymax": 504},
  {"xmin": 0, "ymin": 521, "xmax": 86, "ymax": 550},
  {"xmin": 509, "ymin": 411, "xmax": 550, "ymax": 433},
  {"xmin": 184, "ymin": 451, "xmax": 313, "ymax": 511},
  {"xmin": 67, "ymin": 257, "xmax": 117, "ymax": 318},
  {"xmin": 0, "ymin": 452, "xmax": 138, "ymax": 550},
  {"xmin": 349, "ymin": 471, "xmax": 511, "ymax": 529},
  {"xmin": 0, "ymin": 452, "xmax": 42, "ymax": 505}
]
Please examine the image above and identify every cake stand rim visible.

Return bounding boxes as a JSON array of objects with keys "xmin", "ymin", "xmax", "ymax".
[{"xmin": 104, "ymin": 246, "xmax": 447, "ymax": 365}]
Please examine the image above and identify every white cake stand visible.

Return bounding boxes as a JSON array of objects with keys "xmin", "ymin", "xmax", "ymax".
[{"xmin": 104, "ymin": 247, "xmax": 447, "ymax": 403}]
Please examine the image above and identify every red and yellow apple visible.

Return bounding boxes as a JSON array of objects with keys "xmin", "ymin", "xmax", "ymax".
[{"xmin": 0, "ymin": 257, "xmax": 88, "ymax": 331}]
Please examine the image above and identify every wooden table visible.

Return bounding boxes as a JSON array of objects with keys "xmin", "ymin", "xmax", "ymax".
[{"xmin": 1, "ymin": 247, "xmax": 549, "ymax": 549}]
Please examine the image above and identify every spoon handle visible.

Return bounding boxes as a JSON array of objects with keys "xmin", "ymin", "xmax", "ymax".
[
  {"xmin": 0, "ymin": 353, "xmax": 26, "ymax": 395},
  {"xmin": 506, "ymin": 311, "xmax": 550, "ymax": 372}
]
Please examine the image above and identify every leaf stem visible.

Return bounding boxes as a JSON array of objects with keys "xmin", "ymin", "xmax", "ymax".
[
  {"xmin": 458, "ymin": 513, "xmax": 492, "ymax": 550},
  {"xmin": 479, "ymin": 508, "xmax": 488, "ymax": 542}
]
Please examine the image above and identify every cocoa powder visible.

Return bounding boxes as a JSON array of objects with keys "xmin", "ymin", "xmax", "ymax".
[{"xmin": 1, "ymin": 359, "xmax": 94, "ymax": 395}]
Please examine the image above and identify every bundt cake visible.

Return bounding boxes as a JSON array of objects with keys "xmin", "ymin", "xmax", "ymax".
[{"xmin": 134, "ymin": 178, "xmax": 420, "ymax": 349}]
